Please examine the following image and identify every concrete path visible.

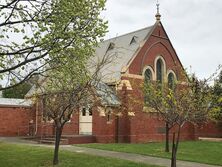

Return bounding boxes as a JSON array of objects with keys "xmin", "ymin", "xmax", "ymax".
[
  {"xmin": 0, "ymin": 137, "xmax": 221, "ymax": 167},
  {"xmin": 62, "ymin": 145, "xmax": 221, "ymax": 167}
]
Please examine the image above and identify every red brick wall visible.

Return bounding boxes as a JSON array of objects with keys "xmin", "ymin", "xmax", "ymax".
[
  {"xmin": 93, "ymin": 107, "xmax": 118, "ymax": 143},
  {"xmin": 195, "ymin": 122, "xmax": 222, "ymax": 138},
  {"xmin": 68, "ymin": 135, "xmax": 96, "ymax": 144},
  {"xmin": 113, "ymin": 23, "xmax": 196, "ymax": 142},
  {"xmin": 117, "ymin": 77, "xmax": 196, "ymax": 143},
  {"xmin": 128, "ymin": 113, "xmax": 196, "ymax": 143},
  {"xmin": 129, "ymin": 23, "xmax": 186, "ymax": 81},
  {"xmin": 15, "ymin": 23, "xmax": 220, "ymax": 143},
  {"xmin": 0, "ymin": 107, "xmax": 34, "ymax": 136},
  {"xmin": 118, "ymin": 77, "xmax": 222, "ymax": 142},
  {"xmin": 35, "ymin": 111, "xmax": 79, "ymax": 136},
  {"xmin": 63, "ymin": 112, "xmax": 79, "ymax": 135},
  {"xmin": 116, "ymin": 85, "xmax": 131, "ymax": 143},
  {"xmin": 35, "ymin": 99, "xmax": 79, "ymax": 136}
]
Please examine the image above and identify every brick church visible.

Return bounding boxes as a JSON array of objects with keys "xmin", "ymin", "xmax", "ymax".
[{"xmin": 0, "ymin": 6, "xmax": 221, "ymax": 143}]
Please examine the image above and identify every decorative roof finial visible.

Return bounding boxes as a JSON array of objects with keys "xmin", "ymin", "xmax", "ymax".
[{"xmin": 155, "ymin": 0, "xmax": 161, "ymax": 21}]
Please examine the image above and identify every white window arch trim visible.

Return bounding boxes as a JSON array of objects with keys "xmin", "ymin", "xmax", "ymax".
[
  {"xmin": 154, "ymin": 55, "xmax": 167, "ymax": 82},
  {"xmin": 142, "ymin": 66, "xmax": 155, "ymax": 80}
]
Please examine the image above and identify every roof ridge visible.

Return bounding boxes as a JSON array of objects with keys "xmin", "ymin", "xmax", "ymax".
[{"xmin": 102, "ymin": 25, "xmax": 154, "ymax": 43}]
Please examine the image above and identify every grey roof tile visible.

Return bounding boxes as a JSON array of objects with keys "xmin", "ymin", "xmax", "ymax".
[
  {"xmin": 25, "ymin": 26, "xmax": 154, "ymax": 99},
  {"xmin": 95, "ymin": 82, "xmax": 120, "ymax": 107},
  {"xmin": 93, "ymin": 26, "xmax": 153, "ymax": 83}
]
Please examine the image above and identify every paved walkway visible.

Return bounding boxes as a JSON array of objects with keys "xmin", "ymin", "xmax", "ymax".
[
  {"xmin": 62, "ymin": 146, "xmax": 221, "ymax": 167},
  {"xmin": 0, "ymin": 137, "xmax": 221, "ymax": 167}
]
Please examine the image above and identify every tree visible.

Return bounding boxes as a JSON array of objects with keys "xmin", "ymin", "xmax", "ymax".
[
  {"xmin": 33, "ymin": 39, "xmax": 114, "ymax": 165},
  {"xmin": 144, "ymin": 76, "xmax": 212, "ymax": 167},
  {"xmin": 1, "ymin": 0, "xmax": 110, "ymax": 165},
  {"xmin": 0, "ymin": 0, "xmax": 107, "ymax": 90},
  {"xmin": 2, "ymin": 81, "xmax": 31, "ymax": 98},
  {"xmin": 144, "ymin": 79, "xmax": 177, "ymax": 152},
  {"xmin": 210, "ymin": 70, "xmax": 222, "ymax": 122}
]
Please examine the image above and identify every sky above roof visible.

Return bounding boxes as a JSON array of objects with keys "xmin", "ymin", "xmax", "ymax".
[{"xmin": 102, "ymin": 0, "xmax": 222, "ymax": 79}]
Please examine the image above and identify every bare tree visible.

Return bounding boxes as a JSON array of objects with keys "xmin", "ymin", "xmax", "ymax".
[
  {"xmin": 0, "ymin": 0, "xmax": 107, "ymax": 90},
  {"xmin": 32, "ymin": 48, "xmax": 116, "ymax": 165},
  {"xmin": 144, "ymin": 75, "xmax": 212, "ymax": 167}
]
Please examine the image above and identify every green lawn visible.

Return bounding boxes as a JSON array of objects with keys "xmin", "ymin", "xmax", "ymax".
[
  {"xmin": 76, "ymin": 141, "xmax": 222, "ymax": 166},
  {"xmin": 0, "ymin": 142, "xmax": 160, "ymax": 167}
]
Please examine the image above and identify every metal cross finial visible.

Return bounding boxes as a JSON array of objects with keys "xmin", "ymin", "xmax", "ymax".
[
  {"xmin": 156, "ymin": 0, "xmax": 160, "ymax": 14},
  {"xmin": 155, "ymin": 0, "xmax": 161, "ymax": 21}
]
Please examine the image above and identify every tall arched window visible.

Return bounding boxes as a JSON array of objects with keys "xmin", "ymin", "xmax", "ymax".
[
  {"xmin": 156, "ymin": 59, "xmax": 163, "ymax": 83},
  {"xmin": 168, "ymin": 72, "xmax": 175, "ymax": 89},
  {"xmin": 143, "ymin": 67, "xmax": 153, "ymax": 104},
  {"xmin": 144, "ymin": 69, "xmax": 152, "ymax": 83}
]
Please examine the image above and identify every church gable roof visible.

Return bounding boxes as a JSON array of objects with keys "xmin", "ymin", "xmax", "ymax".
[{"xmin": 94, "ymin": 25, "xmax": 154, "ymax": 83}]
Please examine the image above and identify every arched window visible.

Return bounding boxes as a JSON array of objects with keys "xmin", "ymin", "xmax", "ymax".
[
  {"xmin": 143, "ymin": 67, "xmax": 153, "ymax": 104},
  {"xmin": 144, "ymin": 69, "xmax": 152, "ymax": 83},
  {"xmin": 156, "ymin": 59, "xmax": 163, "ymax": 83},
  {"xmin": 168, "ymin": 72, "xmax": 175, "ymax": 89}
]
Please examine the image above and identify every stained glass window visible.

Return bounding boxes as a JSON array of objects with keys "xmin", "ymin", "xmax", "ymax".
[
  {"xmin": 145, "ymin": 69, "xmax": 152, "ymax": 82},
  {"xmin": 168, "ymin": 73, "xmax": 175, "ymax": 89},
  {"xmin": 156, "ymin": 59, "xmax": 163, "ymax": 83}
]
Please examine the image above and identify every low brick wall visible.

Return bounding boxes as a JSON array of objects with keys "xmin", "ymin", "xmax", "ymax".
[
  {"xmin": 195, "ymin": 122, "xmax": 222, "ymax": 138},
  {"xmin": 68, "ymin": 135, "xmax": 96, "ymax": 144}
]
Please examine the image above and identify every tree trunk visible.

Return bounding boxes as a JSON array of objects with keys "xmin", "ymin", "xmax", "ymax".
[
  {"xmin": 53, "ymin": 126, "xmax": 63, "ymax": 165},
  {"xmin": 115, "ymin": 116, "xmax": 119, "ymax": 143},
  {"xmin": 165, "ymin": 122, "xmax": 170, "ymax": 152},
  {"xmin": 171, "ymin": 126, "xmax": 181, "ymax": 167},
  {"xmin": 171, "ymin": 132, "xmax": 175, "ymax": 167}
]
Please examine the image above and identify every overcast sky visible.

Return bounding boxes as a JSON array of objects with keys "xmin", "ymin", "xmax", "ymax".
[{"xmin": 102, "ymin": 0, "xmax": 222, "ymax": 79}]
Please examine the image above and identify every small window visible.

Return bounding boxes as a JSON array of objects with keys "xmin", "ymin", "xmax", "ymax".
[
  {"xmin": 106, "ymin": 42, "xmax": 115, "ymax": 52},
  {"xmin": 107, "ymin": 110, "xmax": 111, "ymax": 122},
  {"xmin": 144, "ymin": 69, "xmax": 152, "ymax": 82},
  {"xmin": 89, "ymin": 108, "xmax": 92, "ymax": 116},
  {"xmin": 82, "ymin": 107, "xmax": 86, "ymax": 116},
  {"xmin": 168, "ymin": 72, "xmax": 175, "ymax": 89},
  {"xmin": 130, "ymin": 36, "xmax": 138, "ymax": 45},
  {"xmin": 67, "ymin": 114, "xmax": 73, "ymax": 123}
]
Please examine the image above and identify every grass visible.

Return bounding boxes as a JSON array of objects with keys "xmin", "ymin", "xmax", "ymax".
[
  {"xmin": 76, "ymin": 141, "xmax": 222, "ymax": 166},
  {"xmin": 0, "ymin": 142, "xmax": 160, "ymax": 167}
]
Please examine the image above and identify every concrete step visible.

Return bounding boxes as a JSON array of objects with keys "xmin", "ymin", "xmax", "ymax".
[
  {"xmin": 40, "ymin": 137, "xmax": 68, "ymax": 141},
  {"xmin": 39, "ymin": 139, "xmax": 55, "ymax": 144},
  {"xmin": 23, "ymin": 135, "xmax": 95, "ymax": 144},
  {"xmin": 35, "ymin": 136, "xmax": 69, "ymax": 145}
]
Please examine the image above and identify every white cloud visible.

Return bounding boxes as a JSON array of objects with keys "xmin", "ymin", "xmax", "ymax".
[{"xmin": 103, "ymin": 0, "xmax": 222, "ymax": 79}]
